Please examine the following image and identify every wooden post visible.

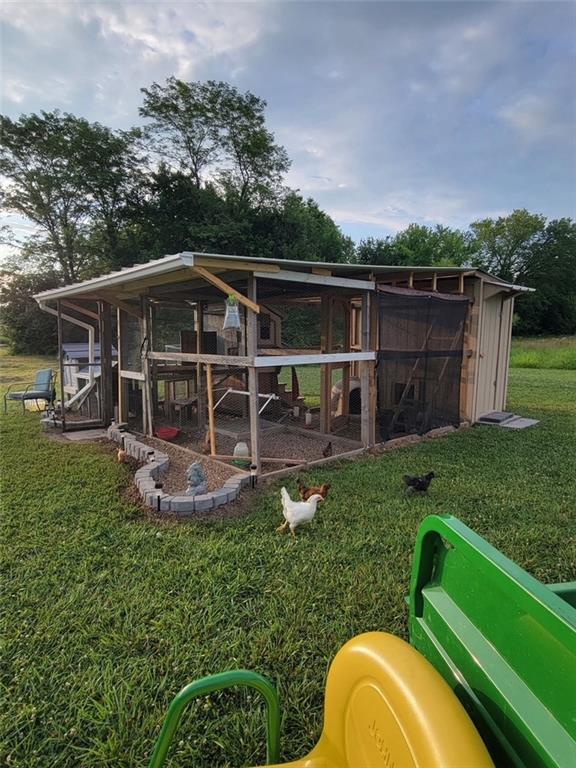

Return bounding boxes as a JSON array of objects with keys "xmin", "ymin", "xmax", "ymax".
[
  {"xmin": 470, "ymin": 280, "xmax": 485, "ymax": 422},
  {"xmin": 432, "ymin": 272, "xmax": 438, "ymax": 292},
  {"xmin": 360, "ymin": 291, "xmax": 376, "ymax": 447},
  {"xmin": 57, "ymin": 300, "xmax": 67, "ymax": 431},
  {"xmin": 320, "ymin": 294, "xmax": 333, "ymax": 433},
  {"xmin": 98, "ymin": 300, "xmax": 114, "ymax": 426},
  {"xmin": 247, "ymin": 277, "xmax": 261, "ymax": 474},
  {"xmin": 116, "ymin": 308, "xmax": 126, "ymax": 422},
  {"xmin": 408, "ymin": 271, "xmax": 414, "ymax": 288},
  {"xmin": 142, "ymin": 297, "xmax": 154, "ymax": 436},
  {"xmin": 205, "ymin": 363, "xmax": 217, "ymax": 456},
  {"xmin": 458, "ymin": 273, "xmax": 465, "ymax": 294},
  {"xmin": 196, "ymin": 302, "xmax": 206, "ymax": 426},
  {"xmin": 342, "ymin": 300, "xmax": 351, "ymax": 418}
]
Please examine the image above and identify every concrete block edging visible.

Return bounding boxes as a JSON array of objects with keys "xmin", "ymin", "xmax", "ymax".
[{"xmin": 107, "ymin": 424, "xmax": 244, "ymax": 516}]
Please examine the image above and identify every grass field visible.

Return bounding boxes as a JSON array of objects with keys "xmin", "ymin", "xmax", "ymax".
[
  {"xmin": 1, "ymin": 349, "xmax": 575, "ymax": 767},
  {"xmin": 510, "ymin": 335, "xmax": 576, "ymax": 369}
]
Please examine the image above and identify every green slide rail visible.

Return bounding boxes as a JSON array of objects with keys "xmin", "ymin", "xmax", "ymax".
[
  {"xmin": 408, "ymin": 514, "xmax": 576, "ymax": 768},
  {"xmin": 147, "ymin": 669, "xmax": 281, "ymax": 768}
]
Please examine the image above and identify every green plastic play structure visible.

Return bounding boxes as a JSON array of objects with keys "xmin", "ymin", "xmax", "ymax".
[
  {"xmin": 148, "ymin": 515, "xmax": 576, "ymax": 767},
  {"xmin": 408, "ymin": 515, "xmax": 576, "ymax": 768}
]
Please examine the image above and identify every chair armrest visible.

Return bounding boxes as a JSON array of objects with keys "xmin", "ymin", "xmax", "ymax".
[
  {"xmin": 4, "ymin": 382, "xmax": 33, "ymax": 397},
  {"xmin": 148, "ymin": 669, "xmax": 281, "ymax": 768}
]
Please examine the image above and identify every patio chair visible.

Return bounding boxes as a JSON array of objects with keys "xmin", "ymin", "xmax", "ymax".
[{"xmin": 4, "ymin": 368, "xmax": 56, "ymax": 414}]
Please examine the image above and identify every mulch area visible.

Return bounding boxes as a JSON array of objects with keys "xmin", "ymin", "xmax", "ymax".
[{"xmin": 139, "ymin": 436, "xmax": 238, "ymax": 495}]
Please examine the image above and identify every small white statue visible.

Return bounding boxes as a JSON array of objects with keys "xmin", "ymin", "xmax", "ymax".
[{"xmin": 185, "ymin": 461, "xmax": 208, "ymax": 497}]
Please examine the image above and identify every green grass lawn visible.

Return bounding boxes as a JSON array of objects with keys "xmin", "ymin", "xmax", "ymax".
[
  {"xmin": 510, "ymin": 334, "xmax": 576, "ymax": 369},
  {"xmin": 1, "ymin": 350, "xmax": 575, "ymax": 767}
]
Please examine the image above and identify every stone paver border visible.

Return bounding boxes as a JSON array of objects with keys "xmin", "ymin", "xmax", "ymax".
[{"xmin": 107, "ymin": 424, "xmax": 250, "ymax": 516}]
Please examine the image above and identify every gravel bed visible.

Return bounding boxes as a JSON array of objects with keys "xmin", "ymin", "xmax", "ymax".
[
  {"xmin": 140, "ymin": 436, "xmax": 238, "ymax": 494},
  {"xmin": 266, "ymin": 431, "xmax": 353, "ymax": 460}
]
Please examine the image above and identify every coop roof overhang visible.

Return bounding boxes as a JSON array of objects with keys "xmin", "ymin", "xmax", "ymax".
[{"xmin": 33, "ymin": 251, "xmax": 532, "ymax": 306}]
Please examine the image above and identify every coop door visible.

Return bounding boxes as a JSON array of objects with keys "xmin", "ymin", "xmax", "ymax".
[{"xmin": 377, "ymin": 287, "xmax": 469, "ymax": 441}]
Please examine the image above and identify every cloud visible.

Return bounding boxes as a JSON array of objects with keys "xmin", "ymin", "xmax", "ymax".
[
  {"xmin": 0, "ymin": 0, "xmax": 574, "ymax": 241},
  {"xmin": 0, "ymin": 2, "xmax": 272, "ymax": 122},
  {"xmin": 499, "ymin": 93, "xmax": 575, "ymax": 143}
]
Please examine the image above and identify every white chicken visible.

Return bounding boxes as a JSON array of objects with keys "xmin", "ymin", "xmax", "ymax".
[{"xmin": 276, "ymin": 487, "xmax": 324, "ymax": 538}]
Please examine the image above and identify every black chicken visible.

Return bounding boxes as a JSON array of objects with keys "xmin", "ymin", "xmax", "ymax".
[
  {"xmin": 403, "ymin": 471, "xmax": 435, "ymax": 495},
  {"xmin": 322, "ymin": 441, "xmax": 333, "ymax": 458}
]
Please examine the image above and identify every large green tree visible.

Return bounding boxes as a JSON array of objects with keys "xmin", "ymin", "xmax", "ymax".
[
  {"xmin": 140, "ymin": 78, "xmax": 290, "ymax": 207},
  {"xmin": 357, "ymin": 224, "xmax": 471, "ymax": 267},
  {"xmin": 130, "ymin": 175, "xmax": 353, "ymax": 263},
  {"xmin": 515, "ymin": 218, "xmax": 576, "ymax": 335},
  {"xmin": 469, "ymin": 209, "xmax": 546, "ymax": 282},
  {"xmin": 0, "ymin": 270, "xmax": 59, "ymax": 353},
  {"xmin": 0, "ymin": 111, "xmax": 144, "ymax": 282}
]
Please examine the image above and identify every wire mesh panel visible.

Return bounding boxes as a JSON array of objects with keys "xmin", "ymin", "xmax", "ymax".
[
  {"xmin": 148, "ymin": 359, "xmax": 362, "ymax": 473},
  {"xmin": 150, "ymin": 300, "xmax": 248, "ymax": 357},
  {"xmin": 59, "ymin": 312, "xmax": 104, "ymax": 427},
  {"xmin": 151, "ymin": 301, "xmax": 196, "ymax": 354},
  {"xmin": 119, "ymin": 311, "xmax": 143, "ymax": 372},
  {"xmin": 377, "ymin": 286, "xmax": 469, "ymax": 441},
  {"xmin": 268, "ymin": 300, "xmax": 323, "ymax": 351},
  {"xmin": 254, "ymin": 364, "xmax": 361, "ymax": 471}
]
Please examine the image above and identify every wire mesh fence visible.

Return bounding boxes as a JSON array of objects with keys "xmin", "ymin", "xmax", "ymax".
[
  {"xmin": 58, "ymin": 311, "xmax": 115, "ymax": 426},
  {"xmin": 146, "ymin": 360, "xmax": 362, "ymax": 474},
  {"xmin": 151, "ymin": 300, "xmax": 248, "ymax": 357}
]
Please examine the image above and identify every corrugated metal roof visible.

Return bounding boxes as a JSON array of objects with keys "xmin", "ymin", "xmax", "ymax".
[{"xmin": 34, "ymin": 251, "xmax": 532, "ymax": 302}]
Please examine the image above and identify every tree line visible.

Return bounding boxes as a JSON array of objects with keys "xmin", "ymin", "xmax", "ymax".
[{"xmin": 1, "ymin": 77, "xmax": 574, "ymax": 353}]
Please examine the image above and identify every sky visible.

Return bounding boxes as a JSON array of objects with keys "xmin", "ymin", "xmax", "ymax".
[{"xmin": 1, "ymin": 0, "xmax": 575, "ymax": 244}]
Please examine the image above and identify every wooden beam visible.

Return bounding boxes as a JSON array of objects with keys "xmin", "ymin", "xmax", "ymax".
[
  {"xmin": 97, "ymin": 293, "xmax": 143, "ymax": 320},
  {"xmin": 61, "ymin": 300, "xmax": 99, "ymax": 321},
  {"xmin": 149, "ymin": 351, "xmax": 254, "ymax": 367},
  {"xmin": 312, "ymin": 267, "xmax": 332, "ymax": 276},
  {"xmin": 195, "ymin": 256, "xmax": 279, "ymax": 273},
  {"xmin": 458, "ymin": 273, "xmax": 465, "ymax": 294},
  {"xmin": 431, "ymin": 273, "xmax": 438, "ymax": 292},
  {"xmin": 259, "ymin": 447, "xmax": 367, "ymax": 482},
  {"xmin": 193, "ymin": 265, "xmax": 260, "ymax": 314},
  {"xmin": 212, "ymin": 454, "xmax": 305, "ymax": 465},
  {"xmin": 253, "ymin": 269, "xmax": 375, "ymax": 292},
  {"xmin": 106, "ymin": 269, "xmax": 191, "ymax": 296},
  {"xmin": 408, "ymin": 272, "xmax": 414, "ymax": 288},
  {"xmin": 206, "ymin": 363, "xmax": 217, "ymax": 456},
  {"xmin": 119, "ymin": 370, "xmax": 145, "ymax": 381}
]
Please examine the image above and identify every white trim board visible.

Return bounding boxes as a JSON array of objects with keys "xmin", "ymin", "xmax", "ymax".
[
  {"xmin": 253, "ymin": 351, "xmax": 376, "ymax": 367},
  {"xmin": 253, "ymin": 269, "xmax": 375, "ymax": 291}
]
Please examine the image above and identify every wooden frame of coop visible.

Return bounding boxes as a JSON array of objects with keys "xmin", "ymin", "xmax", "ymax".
[{"xmin": 35, "ymin": 252, "xmax": 531, "ymax": 478}]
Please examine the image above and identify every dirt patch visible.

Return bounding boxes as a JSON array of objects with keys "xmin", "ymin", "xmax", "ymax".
[{"xmin": 139, "ymin": 436, "xmax": 238, "ymax": 494}]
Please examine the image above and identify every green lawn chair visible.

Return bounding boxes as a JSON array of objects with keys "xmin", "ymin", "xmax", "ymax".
[{"xmin": 4, "ymin": 368, "xmax": 56, "ymax": 414}]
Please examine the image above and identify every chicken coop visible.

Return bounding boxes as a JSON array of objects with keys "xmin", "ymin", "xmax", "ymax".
[{"xmin": 35, "ymin": 253, "xmax": 531, "ymax": 477}]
